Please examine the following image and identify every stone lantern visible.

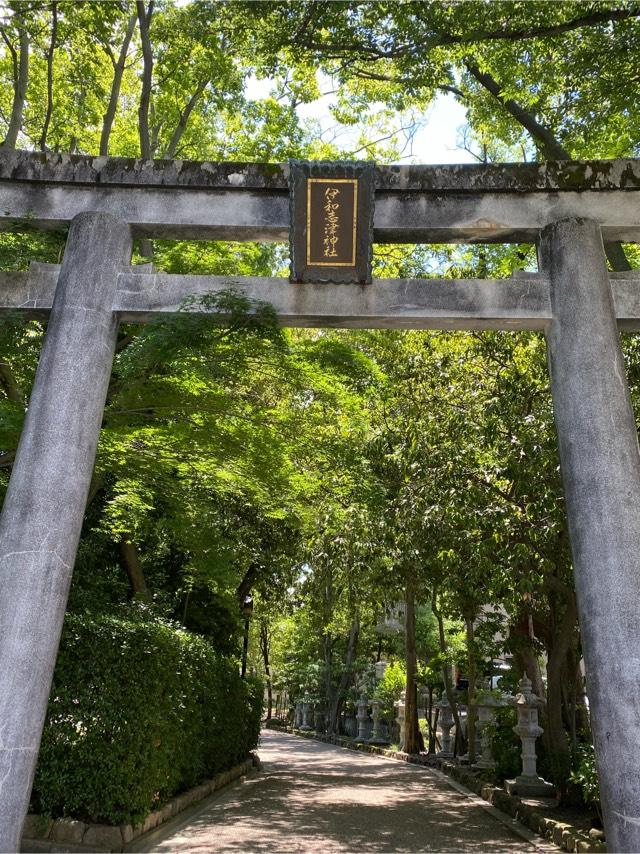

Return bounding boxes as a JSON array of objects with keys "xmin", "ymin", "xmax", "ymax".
[
  {"xmin": 435, "ymin": 693, "xmax": 455, "ymax": 758},
  {"xmin": 376, "ymin": 602, "xmax": 405, "ymax": 635},
  {"xmin": 313, "ymin": 703, "xmax": 326, "ymax": 734},
  {"xmin": 355, "ymin": 694, "xmax": 370, "ymax": 743},
  {"xmin": 505, "ymin": 676, "xmax": 555, "ymax": 797},
  {"xmin": 394, "ymin": 690, "xmax": 406, "ymax": 749},
  {"xmin": 474, "ymin": 692, "xmax": 506, "ymax": 770},
  {"xmin": 369, "ymin": 697, "xmax": 390, "ymax": 745},
  {"xmin": 300, "ymin": 698, "xmax": 314, "ymax": 732},
  {"xmin": 374, "ymin": 660, "xmax": 388, "ymax": 681}
]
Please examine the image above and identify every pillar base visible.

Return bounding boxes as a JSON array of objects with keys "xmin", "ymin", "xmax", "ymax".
[
  {"xmin": 505, "ymin": 776, "xmax": 556, "ymax": 798},
  {"xmin": 368, "ymin": 736, "xmax": 390, "ymax": 746},
  {"xmin": 299, "ymin": 725, "xmax": 313, "ymax": 732},
  {"xmin": 474, "ymin": 758, "xmax": 496, "ymax": 770}
]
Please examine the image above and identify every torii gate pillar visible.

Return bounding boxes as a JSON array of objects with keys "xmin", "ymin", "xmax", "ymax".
[
  {"xmin": 0, "ymin": 212, "xmax": 131, "ymax": 852},
  {"xmin": 543, "ymin": 218, "xmax": 640, "ymax": 852}
]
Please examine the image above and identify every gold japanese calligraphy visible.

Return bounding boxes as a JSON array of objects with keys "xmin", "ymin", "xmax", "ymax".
[{"xmin": 306, "ymin": 178, "xmax": 357, "ymax": 266}]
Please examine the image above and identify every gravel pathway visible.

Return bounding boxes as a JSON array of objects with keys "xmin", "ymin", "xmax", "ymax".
[{"xmin": 137, "ymin": 729, "xmax": 537, "ymax": 852}]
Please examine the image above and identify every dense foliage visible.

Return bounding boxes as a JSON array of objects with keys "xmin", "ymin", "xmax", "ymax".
[
  {"xmin": 31, "ymin": 612, "xmax": 262, "ymax": 825},
  {"xmin": 1, "ymin": 0, "xmax": 640, "ymax": 821}
]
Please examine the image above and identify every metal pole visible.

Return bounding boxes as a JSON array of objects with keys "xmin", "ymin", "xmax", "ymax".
[
  {"xmin": 541, "ymin": 217, "xmax": 640, "ymax": 852},
  {"xmin": 0, "ymin": 212, "xmax": 131, "ymax": 851}
]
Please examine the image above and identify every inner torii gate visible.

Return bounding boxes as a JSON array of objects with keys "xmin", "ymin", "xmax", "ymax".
[{"xmin": 1, "ymin": 150, "xmax": 640, "ymax": 852}]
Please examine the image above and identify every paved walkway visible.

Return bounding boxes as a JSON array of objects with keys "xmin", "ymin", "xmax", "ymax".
[{"xmin": 137, "ymin": 730, "xmax": 538, "ymax": 852}]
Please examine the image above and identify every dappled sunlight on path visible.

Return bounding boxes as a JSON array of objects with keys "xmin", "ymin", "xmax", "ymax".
[{"xmin": 138, "ymin": 730, "xmax": 534, "ymax": 852}]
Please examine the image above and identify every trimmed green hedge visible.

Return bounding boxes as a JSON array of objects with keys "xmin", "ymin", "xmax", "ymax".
[{"xmin": 31, "ymin": 613, "xmax": 262, "ymax": 825}]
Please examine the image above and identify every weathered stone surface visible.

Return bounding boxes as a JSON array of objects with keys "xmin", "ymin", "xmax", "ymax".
[
  {"xmin": 1, "ymin": 148, "xmax": 639, "ymax": 192},
  {"xmin": 82, "ymin": 823, "xmax": 123, "ymax": 850},
  {"xmin": 542, "ymin": 218, "xmax": 640, "ymax": 853},
  {"xmin": 173, "ymin": 793, "xmax": 191, "ymax": 814},
  {"xmin": 50, "ymin": 818, "xmax": 87, "ymax": 845},
  {"xmin": 563, "ymin": 828, "xmax": 577, "ymax": 851},
  {"xmin": 192, "ymin": 783, "xmax": 211, "ymax": 801},
  {"xmin": 5, "ymin": 265, "xmax": 640, "ymax": 333},
  {"xmin": 576, "ymin": 840, "xmax": 606, "ymax": 853},
  {"xmin": 119, "ymin": 824, "xmax": 134, "ymax": 844},
  {"xmin": 22, "ymin": 814, "xmax": 53, "ymax": 839},
  {"xmin": 1, "ymin": 151, "xmax": 640, "ymax": 243},
  {"xmin": 553, "ymin": 823, "xmax": 572, "ymax": 846},
  {"xmin": 0, "ymin": 212, "xmax": 131, "ymax": 852}
]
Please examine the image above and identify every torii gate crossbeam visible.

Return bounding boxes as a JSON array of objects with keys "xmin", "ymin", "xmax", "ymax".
[{"xmin": 0, "ymin": 152, "xmax": 639, "ymax": 852}]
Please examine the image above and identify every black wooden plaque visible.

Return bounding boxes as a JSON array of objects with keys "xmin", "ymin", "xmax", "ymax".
[{"xmin": 289, "ymin": 160, "xmax": 375, "ymax": 284}]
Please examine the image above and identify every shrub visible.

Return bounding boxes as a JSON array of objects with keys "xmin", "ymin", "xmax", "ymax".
[
  {"xmin": 570, "ymin": 742, "xmax": 601, "ymax": 819},
  {"xmin": 490, "ymin": 706, "xmax": 521, "ymax": 782},
  {"xmin": 31, "ymin": 613, "xmax": 262, "ymax": 825},
  {"xmin": 375, "ymin": 660, "xmax": 406, "ymax": 720}
]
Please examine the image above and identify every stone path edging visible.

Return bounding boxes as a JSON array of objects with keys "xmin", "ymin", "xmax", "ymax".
[
  {"xmin": 22, "ymin": 755, "xmax": 258, "ymax": 853},
  {"xmin": 271, "ymin": 725, "xmax": 605, "ymax": 854}
]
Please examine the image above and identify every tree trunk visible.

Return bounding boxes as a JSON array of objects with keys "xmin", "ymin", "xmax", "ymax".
[
  {"xmin": 136, "ymin": 1, "xmax": 153, "ymax": 159},
  {"xmin": 0, "ymin": 361, "xmax": 24, "ymax": 405},
  {"xmin": 260, "ymin": 618, "xmax": 273, "ymax": 719},
  {"xmin": 327, "ymin": 614, "xmax": 359, "ymax": 735},
  {"xmin": 118, "ymin": 538, "xmax": 149, "ymax": 598},
  {"xmin": 100, "ymin": 11, "xmax": 137, "ymax": 156},
  {"xmin": 403, "ymin": 576, "xmax": 423, "ymax": 753},
  {"xmin": 545, "ymin": 590, "xmax": 579, "ymax": 799},
  {"xmin": 236, "ymin": 562, "xmax": 258, "ymax": 607},
  {"xmin": 512, "ymin": 611, "xmax": 547, "ymax": 700},
  {"xmin": 136, "ymin": 2, "xmax": 154, "ymax": 260},
  {"xmin": 521, "ymin": 643, "xmax": 547, "ymax": 701},
  {"xmin": 465, "ymin": 616, "xmax": 478, "ymax": 763},
  {"xmin": 432, "ymin": 590, "xmax": 464, "ymax": 754},
  {"xmin": 163, "ymin": 78, "xmax": 209, "ymax": 159},
  {"xmin": 1, "ymin": 14, "xmax": 29, "ymax": 149},
  {"xmin": 465, "ymin": 60, "xmax": 568, "ymax": 159},
  {"xmin": 39, "ymin": 3, "xmax": 58, "ymax": 152},
  {"xmin": 322, "ymin": 563, "xmax": 334, "ymax": 724},
  {"xmin": 241, "ymin": 618, "xmax": 249, "ymax": 678},
  {"xmin": 426, "ymin": 685, "xmax": 437, "ymax": 752}
]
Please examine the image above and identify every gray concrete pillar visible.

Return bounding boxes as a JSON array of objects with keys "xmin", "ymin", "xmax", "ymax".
[
  {"xmin": 541, "ymin": 217, "xmax": 640, "ymax": 852},
  {"xmin": 0, "ymin": 212, "xmax": 131, "ymax": 852}
]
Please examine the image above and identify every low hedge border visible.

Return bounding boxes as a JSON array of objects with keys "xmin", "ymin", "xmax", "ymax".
[
  {"xmin": 22, "ymin": 754, "xmax": 258, "ymax": 853},
  {"xmin": 271, "ymin": 724, "xmax": 605, "ymax": 854}
]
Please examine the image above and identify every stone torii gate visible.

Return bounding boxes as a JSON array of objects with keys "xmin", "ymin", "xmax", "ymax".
[{"xmin": 1, "ymin": 150, "xmax": 640, "ymax": 851}]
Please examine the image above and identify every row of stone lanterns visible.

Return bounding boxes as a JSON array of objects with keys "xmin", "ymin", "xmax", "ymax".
[
  {"xmin": 431, "ymin": 677, "xmax": 555, "ymax": 796},
  {"xmin": 291, "ymin": 675, "xmax": 553, "ymax": 796}
]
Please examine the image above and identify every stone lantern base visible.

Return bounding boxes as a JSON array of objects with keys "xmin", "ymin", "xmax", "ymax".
[
  {"xmin": 505, "ymin": 775, "xmax": 556, "ymax": 798},
  {"xmin": 368, "ymin": 734, "xmax": 390, "ymax": 746}
]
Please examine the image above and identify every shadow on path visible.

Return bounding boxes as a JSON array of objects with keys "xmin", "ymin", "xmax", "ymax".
[{"xmin": 136, "ymin": 729, "xmax": 534, "ymax": 852}]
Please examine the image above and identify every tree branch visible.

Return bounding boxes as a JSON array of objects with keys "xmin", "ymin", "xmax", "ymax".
[
  {"xmin": 136, "ymin": 1, "xmax": 154, "ymax": 160},
  {"xmin": 1, "ymin": 12, "xmax": 29, "ymax": 149},
  {"xmin": 464, "ymin": 60, "xmax": 631, "ymax": 270},
  {"xmin": 439, "ymin": 7, "xmax": 640, "ymax": 46},
  {"xmin": 100, "ymin": 11, "xmax": 137, "ymax": 157},
  {"xmin": 39, "ymin": 2, "xmax": 58, "ymax": 152},
  {"xmin": 162, "ymin": 77, "xmax": 209, "ymax": 159}
]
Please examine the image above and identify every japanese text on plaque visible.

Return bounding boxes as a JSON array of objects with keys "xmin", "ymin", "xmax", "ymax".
[{"xmin": 306, "ymin": 178, "xmax": 357, "ymax": 267}]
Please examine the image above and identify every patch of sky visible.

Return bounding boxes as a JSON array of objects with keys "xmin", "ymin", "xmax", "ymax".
[{"xmin": 244, "ymin": 72, "xmax": 475, "ymax": 166}]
